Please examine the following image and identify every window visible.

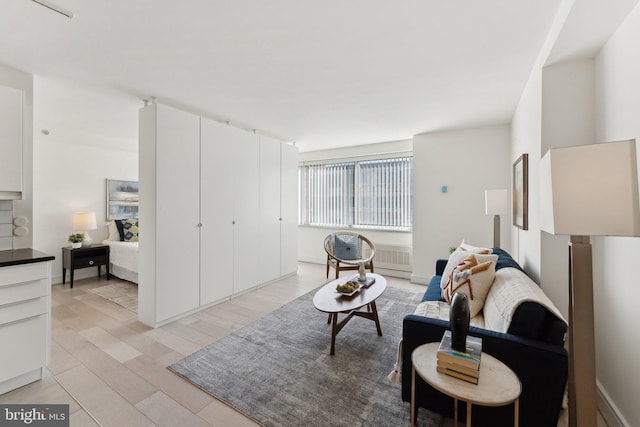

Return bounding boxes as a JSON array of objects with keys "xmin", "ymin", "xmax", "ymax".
[{"xmin": 299, "ymin": 156, "xmax": 412, "ymax": 230}]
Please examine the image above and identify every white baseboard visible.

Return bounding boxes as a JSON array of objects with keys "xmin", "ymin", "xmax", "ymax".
[
  {"xmin": 597, "ymin": 380, "xmax": 630, "ymax": 427},
  {"xmin": 298, "ymin": 256, "xmax": 325, "ymax": 264},
  {"xmin": 410, "ymin": 274, "xmax": 430, "ymax": 285}
]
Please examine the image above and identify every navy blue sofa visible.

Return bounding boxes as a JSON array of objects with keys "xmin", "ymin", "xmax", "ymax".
[{"xmin": 402, "ymin": 248, "xmax": 568, "ymax": 427}]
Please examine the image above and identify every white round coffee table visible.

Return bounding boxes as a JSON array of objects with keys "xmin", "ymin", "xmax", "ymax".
[
  {"xmin": 411, "ymin": 342, "xmax": 521, "ymax": 427},
  {"xmin": 312, "ymin": 273, "xmax": 386, "ymax": 355}
]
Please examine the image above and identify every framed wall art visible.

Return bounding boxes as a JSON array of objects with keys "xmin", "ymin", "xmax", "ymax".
[
  {"xmin": 106, "ymin": 179, "xmax": 139, "ymax": 220},
  {"xmin": 513, "ymin": 154, "xmax": 528, "ymax": 230}
]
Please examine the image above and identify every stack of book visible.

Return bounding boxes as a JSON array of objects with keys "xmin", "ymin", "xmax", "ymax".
[{"xmin": 436, "ymin": 330, "xmax": 482, "ymax": 384}]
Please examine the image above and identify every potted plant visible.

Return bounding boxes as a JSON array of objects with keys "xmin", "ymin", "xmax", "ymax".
[{"xmin": 68, "ymin": 233, "xmax": 84, "ymax": 249}]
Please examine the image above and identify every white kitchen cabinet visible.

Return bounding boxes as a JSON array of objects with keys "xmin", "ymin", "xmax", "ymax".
[
  {"xmin": 0, "ymin": 85, "xmax": 23, "ymax": 199},
  {"xmin": 139, "ymin": 102, "xmax": 297, "ymax": 327},
  {"xmin": 280, "ymin": 143, "xmax": 299, "ymax": 276},
  {"xmin": 0, "ymin": 256, "xmax": 52, "ymax": 395},
  {"xmin": 200, "ymin": 117, "xmax": 234, "ymax": 305},
  {"xmin": 139, "ymin": 103, "xmax": 201, "ymax": 325},
  {"xmin": 232, "ymin": 130, "xmax": 261, "ymax": 294},
  {"xmin": 258, "ymin": 135, "xmax": 283, "ymax": 284}
]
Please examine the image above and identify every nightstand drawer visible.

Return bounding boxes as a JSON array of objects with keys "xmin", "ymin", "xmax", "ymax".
[{"xmin": 72, "ymin": 255, "xmax": 108, "ymax": 269}]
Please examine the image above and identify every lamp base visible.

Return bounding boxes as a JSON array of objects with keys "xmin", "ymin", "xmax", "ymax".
[
  {"xmin": 568, "ymin": 236, "xmax": 597, "ymax": 427},
  {"xmin": 493, "ymin": 215, "xmax": 501, "ymax": 248},
  {"xmin": 82, "ymin": 231, "xmax": 93, "ymax": 247}
]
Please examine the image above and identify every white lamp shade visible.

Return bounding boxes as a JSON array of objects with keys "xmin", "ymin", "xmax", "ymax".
[
  {"xmin": 485, "ymin": 189, "xmax": 509, "ymax": 215},
  {"xmin": 540, "ymin": 139, "xmax": 640, "ymax": 236},
  {"xmin": 73, "ymin": 211, "xmax": 97, "ymax": 231}
]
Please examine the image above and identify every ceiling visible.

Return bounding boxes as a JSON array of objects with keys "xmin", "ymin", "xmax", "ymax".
[{"xmin": 0, "ymin": 1, "xmax": 568, "ymax": 152}]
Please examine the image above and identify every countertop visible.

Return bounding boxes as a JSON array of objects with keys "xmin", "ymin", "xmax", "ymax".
[{"xmin": 0, "ymin": 248, "xmax": 55, "ymax": 268}]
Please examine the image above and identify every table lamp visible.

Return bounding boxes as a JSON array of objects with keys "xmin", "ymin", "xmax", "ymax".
[
  {"xmin": 484, "ymin": 189, "xmax": 508, "ymax": 248},
  {"xmin": 73, "ymin": 211, "xmax": 97, "ymax": 247},
  {"xmin": 540, "ymin": 139, "xmax": 640, "ymax": 427}
]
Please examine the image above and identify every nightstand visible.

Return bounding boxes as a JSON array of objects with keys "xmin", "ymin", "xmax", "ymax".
[{"xmin": 62, "ymin": 244, "xmax": 110, "ymax": 288}]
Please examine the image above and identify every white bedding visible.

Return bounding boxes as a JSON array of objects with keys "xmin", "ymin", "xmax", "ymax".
[{"xmin": 102, "ymin": 240, "xmax": 139, "ymax": 284}]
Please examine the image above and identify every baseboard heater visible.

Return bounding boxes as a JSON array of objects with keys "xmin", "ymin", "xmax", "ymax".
[{"xmin": 363, "ymin": 244, "xmax": 412, "ymax": 272}]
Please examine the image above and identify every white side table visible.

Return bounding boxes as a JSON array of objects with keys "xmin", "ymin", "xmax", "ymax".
[{"xmin": 411, "ymin": 342, "xmax": 521, "ymax": 427}]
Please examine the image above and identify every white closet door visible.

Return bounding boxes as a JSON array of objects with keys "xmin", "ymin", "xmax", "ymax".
[
  {"xmin": 200, "ymin": 118, "xmax": 234, "ymax": 305},
  {"xmin": 233, "ymin": 131, "xmax": 260, "ymax": 294},
  {"xmin": 258, "ymin": 135, "xmax": 282, "ymax": 283},
  {"xmin": 280, "ymin": 143, "xmax": 299, "ymax": 275},
  {"xmin": 155, "ymin": 104, "xmax": 201, "ymax": 321},
  {"xmin": 0, "ymin": 85, "xmax": 23, "ymax": 194}
]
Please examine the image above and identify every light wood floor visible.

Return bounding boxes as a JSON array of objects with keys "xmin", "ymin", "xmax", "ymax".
[
  {"xmin": 0, "ymin": 262, "xmax": 428, "ymax": 426},
  {"xmin": 0, "ymin": 262, "xmax": 608, "ymax": 427}
]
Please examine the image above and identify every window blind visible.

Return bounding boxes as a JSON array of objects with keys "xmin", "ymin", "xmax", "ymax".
[{"xmin": 299, "ymin": 156, "xmax": 412, "ymax": 230}]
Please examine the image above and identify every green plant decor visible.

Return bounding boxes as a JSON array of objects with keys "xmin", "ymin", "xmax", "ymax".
[
  {"xmin": 68, "ymin": 233, "xmax": 84, "ymax": 243},
  {"xmin": 448, "ymin": 246, "xmax": 456, "ymax": 255}
]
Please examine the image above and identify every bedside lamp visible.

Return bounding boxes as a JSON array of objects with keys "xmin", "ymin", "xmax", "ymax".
[
  {"xmin": 484, "ymin": 189, "xmax": 508, "ymax": 248},
  {"xmin": 73, "ymin": 211, "xmax": 97, "ymax": 247},
  {"xmin": 540, "ymin": 140, "xmax": 640, "ymax": 427}
]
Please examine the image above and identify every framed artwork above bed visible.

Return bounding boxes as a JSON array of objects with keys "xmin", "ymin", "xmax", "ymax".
[{"xmin": 107, "ymin": 179, "xmax": 139, "ymax": 220}]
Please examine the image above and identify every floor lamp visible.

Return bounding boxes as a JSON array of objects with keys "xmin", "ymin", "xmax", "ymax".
[
  {"xmin": 485, "ymin": 189, "xmax": 508, "ymax": 248},
  {"xmin": 540, "ymin": 140, "xmax": 640, "ymax": 427}
]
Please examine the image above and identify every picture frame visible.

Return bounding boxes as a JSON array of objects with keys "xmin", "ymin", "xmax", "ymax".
[
  {"xmin": 513, "ymin": 154, "xmax": 528, "ymax": 230},
  {"xmin": 106, "ymin": 179, "xmax": 139, "ymax": 220}
]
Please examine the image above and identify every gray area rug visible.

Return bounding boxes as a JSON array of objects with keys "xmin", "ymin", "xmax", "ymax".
[
  {"xmin": 88, "ymin": 281, "xmax": 138, "ymax": 312},
  {"xmin": 170, "ymin": 285, "xmax": 444, "ymax": 427}
]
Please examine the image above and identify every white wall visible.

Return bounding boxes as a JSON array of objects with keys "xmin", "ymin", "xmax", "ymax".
[
  {"xmin": 510, "ymin": 68, "xmax": 543, "ymax": 282},
  {"xmin": 412, "ymin": 125, "xmax": 511, "ymax": 284},
  {"xmin": 592, "ymin": 4, "xmax": 640, "ymax": 425},
  {"xmin": 27, "ymin": 76, "xmax": 140, "ymax": 284},
  {"xmin": 297, "ymin": 139, "xmax": 413, "ymax": 270},
  {"xmin": 0, "ymin": 64, "xmax": 33, "ymax": 249},
  {"xmin": 539, "ymin": 59, "xmax": 596, "ymax": 319},
  {"xmin": 33, "ymin": 130, "xmax": 138, "ymax": 284},
  {"xmin": 511, "ymin": 2, "xmax": 640, "ymax": 424}
]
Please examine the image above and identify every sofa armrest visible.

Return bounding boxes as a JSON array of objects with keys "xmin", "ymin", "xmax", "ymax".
[
  {"xmin": 402, "ymin": 314, "xmax": 568, "ymax": 427},
  {"xmin": 435, "ymin": 259, "xmax": 447, "ymax": 276}
]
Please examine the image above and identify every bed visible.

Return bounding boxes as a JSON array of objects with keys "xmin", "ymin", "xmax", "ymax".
[
  {"xmin": 103, "ymin": 220, "xmax": 139, "ymax": 283},
  {"xmin": 102, "ymin": 240, "xmax": 138, "ymax": 283}
]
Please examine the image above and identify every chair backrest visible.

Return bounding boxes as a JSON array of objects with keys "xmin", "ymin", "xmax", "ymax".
[{"xmin": 324, "ymin": 232, "xmax": 375, "ymax": 264}]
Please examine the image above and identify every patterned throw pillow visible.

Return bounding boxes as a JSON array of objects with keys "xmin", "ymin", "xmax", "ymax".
[
  {"xmin": 121, "ymin": 218, "xmax": 139, "ymax": 242},
  {"xmin": 442, "ymin": 254, "xmax": 497, "ymax": 318},
  {"xmin": 440, "ymin": 245, "xmax": 493, "ymax": 291}
]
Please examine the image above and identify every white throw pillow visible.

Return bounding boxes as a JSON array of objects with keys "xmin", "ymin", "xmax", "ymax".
[
  {"xmin": 440, "ymin": 245, "xmax": 494, "ymax": 292},
  {"xmin": 459, "ymin": 241, "xmax": 492, "ymax": 252},
  {"xmin": 106, "ymin": 221, "xmax": 120, "ymax": 241},
  {"xmin": 442, "ymin": 254, "xmax": 497, "ymax": 317}
]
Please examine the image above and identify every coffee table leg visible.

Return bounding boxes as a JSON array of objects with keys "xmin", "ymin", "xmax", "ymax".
[
  {"xmin": 454, "ymin": 398, "xmax": 458, "ymax": 426},
  {"xmin": 466, "ymin": 401, "xmax": 472, "ymax": 427},
  {"xmin": 330, "ymin": 312, "xmax": 338, "ymax": 355},
  {"xmin": 411, "ymin": 365, "xmax": 416, "ymax": 427},
  {"xmin": 370, "ymin": 301, "xmax": 382, "ymax": 336}
]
